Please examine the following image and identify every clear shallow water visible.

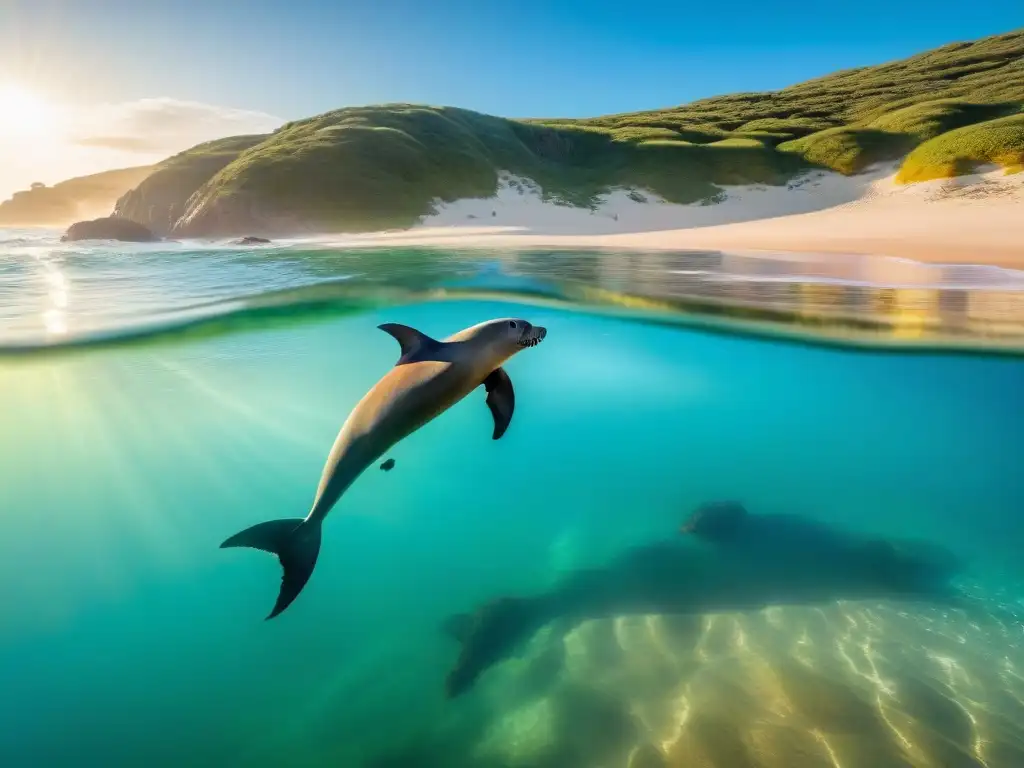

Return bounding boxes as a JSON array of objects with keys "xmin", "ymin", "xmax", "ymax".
[
  {"xmin": 5, "ymin": 227, "xmax": 1024, "ymax": 353},
  {"xmin": 2, "ymin": 229, "xmax": 1024, "ymax": 767}
]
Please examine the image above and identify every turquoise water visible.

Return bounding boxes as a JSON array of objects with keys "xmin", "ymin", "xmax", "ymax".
[{"xmin": 3, "ymin": 230, "xmax": 1024, "ymax": 767}]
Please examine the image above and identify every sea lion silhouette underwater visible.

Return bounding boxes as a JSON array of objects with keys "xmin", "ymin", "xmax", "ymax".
[
  {"xmin": 220, "ymin": 317, "xmax": 547, "ymax": 619},
  {"xmin": 441, "ymin": 501, "xmax": 965, "ymax": 698}
]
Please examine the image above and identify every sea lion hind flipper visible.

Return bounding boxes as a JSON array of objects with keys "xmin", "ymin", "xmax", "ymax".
[
  {"xmin": 483, "ymin": 367, "xmax": 515, "ymax": 440},
  {"xmin": 220, "ymin": 518, "xmax": 322, "ymax": 620},
  {"xmin": 378, "ymin": 323, "xmax": 441, "ymax": 364}
]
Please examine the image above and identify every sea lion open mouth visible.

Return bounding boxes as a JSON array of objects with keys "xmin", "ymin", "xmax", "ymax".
[{"xmin": 518, "ymin": 326, "xmax": 546, "ymax": 348}]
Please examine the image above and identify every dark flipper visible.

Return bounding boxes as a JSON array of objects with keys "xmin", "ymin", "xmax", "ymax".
[
  {"xmin": 483, "ymin": 367, "xmax": 515, "ymax": 440},
  {"xmin": 220, "ymin": 518, "xmax": 323, "ymax": 620},
  {"xmin": 378, "ymin": 323, "xmax": 441, "ymax": 364}
]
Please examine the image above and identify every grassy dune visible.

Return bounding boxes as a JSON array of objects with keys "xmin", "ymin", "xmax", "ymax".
[
  {"xmin": 0, "ymin": 166, "xmax": 154, "ymax": 227},
  {"xmin": 173, "ymin": 106, "xmax": 804, "ymax": 235},
  {"xmin": 777, "ymin": 127, "xmax": 914, "ymax": 175},
  {"xmin": 110, "ymin": 28, "xmax": 1022, "ymax": 236},
  {"xmin": 565, "ymin": 30, "xmax": 1022, "ymax": 135},
  {"xmin": 557, "ymin": 31, "xmax": 1022, "ymax": 178},
  {"xmin": 897, "ymin": 112, "xmax": 1024, "ymax": 182}
]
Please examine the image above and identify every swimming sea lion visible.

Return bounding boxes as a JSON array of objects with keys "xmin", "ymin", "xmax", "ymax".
[{"xmin": 221, "ymin": 317, "xmax": 547, "ymax": 619}]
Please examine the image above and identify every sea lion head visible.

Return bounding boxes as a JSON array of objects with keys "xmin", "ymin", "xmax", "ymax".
[{"xmin": 449, "ymin": 317, "xmax": 547, "ymax": 364}]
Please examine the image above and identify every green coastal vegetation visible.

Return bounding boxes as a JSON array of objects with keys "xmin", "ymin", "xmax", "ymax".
[
  {"xmin": 0, "ymin": 166, "xmax": 152, "ymax": 226},
  {"xmin": 27, "ymin": 28, "xmax": 1024, "ymax": 236},
  {"xmin": 567, "ymin": 22, "xmax": 1022, "ymax": 183},
  {"xmin": 896, "ymin": 112, "xmax": 1024, "ymax": 182},
  {"xmin": 169, "ymin": 106, "xmax": 810, "ymax": 236},
  {"xmin": 112, "ymin": 134, "xmax": 269, "ymax": 233}
]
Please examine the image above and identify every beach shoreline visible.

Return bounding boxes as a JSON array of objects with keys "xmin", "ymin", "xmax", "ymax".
[{"xmin": 313, "ymin": 165, "xmax": 1024, "ymax": 269}]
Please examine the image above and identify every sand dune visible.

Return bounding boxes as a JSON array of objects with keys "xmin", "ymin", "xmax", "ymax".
[{"xmin": 327, "ymin": 167, "xmax": 1024, "ymax": 269}]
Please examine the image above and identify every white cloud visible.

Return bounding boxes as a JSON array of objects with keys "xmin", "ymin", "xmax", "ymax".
[
  {"xmin": 0, "ymin": 96, "xmax": 285, "ymax": 200},
  {"xmin": 67, "ymin": 97, "xmax": 284, "ymax": 155}
]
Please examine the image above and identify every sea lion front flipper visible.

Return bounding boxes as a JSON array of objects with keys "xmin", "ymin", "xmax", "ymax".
[
  {"xmin": 378, "ymin": 323, "xmax": 440, "ymax": 364},
  {"xmin": 483, "ymin": 367, "xmax": 515, "ymax": 440}
]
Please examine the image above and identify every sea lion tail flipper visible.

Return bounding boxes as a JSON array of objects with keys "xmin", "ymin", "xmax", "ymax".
[{"xmin": 220, "ymin": 518, "xmax": 322, "ymax": 620}]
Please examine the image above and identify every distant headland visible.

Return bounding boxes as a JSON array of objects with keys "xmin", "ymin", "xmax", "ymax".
[{"xmin": 0, "ymin": 166, "xmax": 153, "ymax": 228}]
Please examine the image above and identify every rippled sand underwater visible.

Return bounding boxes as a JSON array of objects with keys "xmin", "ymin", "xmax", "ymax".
[{"xmin": 373, "ymin": 599, "xmax": 1024, "ymax": 768}]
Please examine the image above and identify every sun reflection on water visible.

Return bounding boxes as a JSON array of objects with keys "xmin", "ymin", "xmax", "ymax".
[{"xmin": 40, "ymin": 258, "xmax": 69, "ymax": 336}]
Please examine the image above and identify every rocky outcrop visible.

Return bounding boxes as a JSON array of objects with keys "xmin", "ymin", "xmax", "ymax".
[
  {"xmin": 171, "ymin": 191, "xmax": 310, "ymax": 238},
  {"xmin": 232, "ymin": 236, "xmax": 271, "ymax": 245},
  {"xmin": 61, "ymin": 216, "xmax": 159, "ymax": 243}
]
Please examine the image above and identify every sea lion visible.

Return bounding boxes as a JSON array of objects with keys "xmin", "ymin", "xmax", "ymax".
[
  {"xmin": 441, "ymin": 504, "xmax": 963, "ymax": 697},
  {"xmin": 379, "ymin": 458, "xmax": 395, "ymax": 471},
  {"xmin": 221, "ymin": 317, "xmax": 547, "ymax": 619}
]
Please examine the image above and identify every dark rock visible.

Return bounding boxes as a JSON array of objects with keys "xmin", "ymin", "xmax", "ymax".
[
  {"xmin": 233, "ymin": 236, "xmax": 272, "ymax": 245},
  {"xmin": 61, "ymin": 216, "xmax": 159, "ymax": 243}
]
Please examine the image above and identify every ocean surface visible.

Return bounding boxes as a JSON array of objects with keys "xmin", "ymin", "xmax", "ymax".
[{"xmin": 2, "ymin": 228, "xmax": 1024, "ymax": 768}]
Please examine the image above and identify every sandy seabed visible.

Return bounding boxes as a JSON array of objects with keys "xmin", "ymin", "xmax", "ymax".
[
  {"xmin": 320, "ymin": 166, "xmax": 1024, "ymax": 270},
  {"xmin": 375, "ymin": 599, "xmax": 1024, "ymax": 768}
]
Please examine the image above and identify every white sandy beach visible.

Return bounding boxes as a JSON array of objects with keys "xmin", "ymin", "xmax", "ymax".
[{"xmin": 327, "ymin": 166, "xmax": 1024, "ymax": 269}]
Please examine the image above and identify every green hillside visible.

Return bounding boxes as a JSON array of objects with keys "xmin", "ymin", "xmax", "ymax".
[
  {"xmin": 897, "ymin": 112, "xmax": 1024, "ymax": 181},
  {"xmin": 172, "ymin": 105, "xmax": 805, "ymax": 236},
  {"xmin": 0, "ymin": 166, "xmax": 154, "ymax": 227},
  {"xmin": 117, "ymin": 28, "xmax": 1022, "ymax": 237},
  {"xmin": 113, "ymin": 134, "xmax": 270, "ymax": 234}
]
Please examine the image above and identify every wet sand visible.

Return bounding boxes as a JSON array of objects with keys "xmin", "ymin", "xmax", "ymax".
[{"xmin": 324, "ymin": 167, "xmax": 1024, "ymax": 270}]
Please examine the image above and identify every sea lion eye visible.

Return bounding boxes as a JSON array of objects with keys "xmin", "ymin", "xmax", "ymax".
[{"xmin": 508, "ymin": 321, "xmax": 517, "ymax": 329}]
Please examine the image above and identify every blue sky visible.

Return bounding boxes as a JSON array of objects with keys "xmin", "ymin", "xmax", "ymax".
[
  {"xmin": 0, "ymin": 0, "xmax": 1019, "ymax": 195},
  {"xmin": 4, "ymin": 0, "xmax": 1021, "ymax": 119}
]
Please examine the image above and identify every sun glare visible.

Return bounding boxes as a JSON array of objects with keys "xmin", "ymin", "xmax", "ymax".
[{"xmin": 0, "ymin": 83, "xmax": 56, "ymax": 139}]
